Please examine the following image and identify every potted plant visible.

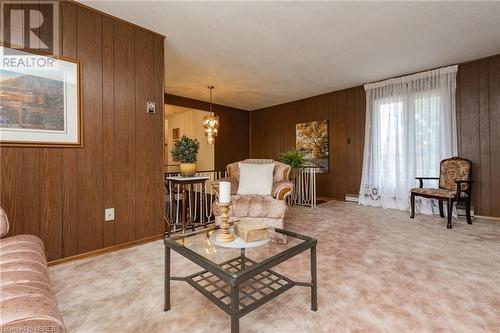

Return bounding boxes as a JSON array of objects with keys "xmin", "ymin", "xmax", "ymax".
[
  {"xmin": 171, "ymin": 135, "xmax": 200, "ymax": 177},
  {"xmin": 279, "ymin": 149, "xmax": 305, "ymax": 170}
]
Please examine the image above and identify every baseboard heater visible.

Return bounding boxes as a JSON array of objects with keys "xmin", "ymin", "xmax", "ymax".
[
  {"xmin": 345, "ymin": 194, "xmax": 359, "ymax": 203},
  {"xmin": 457, "ymin": 206, "xmax": 475, "ymax": 218}
]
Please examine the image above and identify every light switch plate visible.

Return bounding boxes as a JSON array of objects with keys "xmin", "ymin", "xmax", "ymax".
[
  {"xmin": 147, "ymin": 102, "xmax": 156, "ymax": 114},
  {"xmin": 105, "ymin": 208, "xmax": 115, "ymax": 221}
]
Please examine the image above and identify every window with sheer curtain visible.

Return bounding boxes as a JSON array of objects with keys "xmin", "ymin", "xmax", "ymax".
[{"xmin": 359, "ymin": 66, "xmax": 458, "ymax": 213}]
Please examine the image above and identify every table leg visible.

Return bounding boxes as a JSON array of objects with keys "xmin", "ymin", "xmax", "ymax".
[
  {"xmin": 164, "ymin": 182, "xmax": 170, "ymax": 236},
  {"xmin": 230, "ymin": 284, "xmax": 240, "ymax": 333},
  {"xmin": 190, "ymin": 184, "xmax": 195, "ymax": 231},
  {"xmin": 201, "ymin": 182, "xmax": 205, "ymax": 226},
  {"xmin": 181, "ymin": 184, "xmax": 186, "ymax": 233},
  {"xmin": 240, "ymin": 248, "xmax": 246, "ymax": 270},
  {"xmin": 164, "ymin": 246, "xmax": 171, "ymax": 311},
  {"xmin": 311, "ymin": 245, "xmax": 317, "ymax": 311},
  {"xmin": 164, "ymin": 215, "xmax": 171, "ymax": 238}
]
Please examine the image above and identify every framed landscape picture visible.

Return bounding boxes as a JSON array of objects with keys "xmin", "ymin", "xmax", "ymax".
[
  {"xmin": 0, "ymin": 45, "xmax": 81, "ymax": 147},
  {"xmin": 296, "ymin": 120, "xmax": 329, "ymax": 173}
]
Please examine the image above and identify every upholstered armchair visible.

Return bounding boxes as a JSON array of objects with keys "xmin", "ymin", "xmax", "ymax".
[
  {"xmin": 410, "ymin": 157, "xmax": 473, "ymax": 229},
  {"xmin": 211, "ymin": 159, "xmax": 293, "ymax": 243}
]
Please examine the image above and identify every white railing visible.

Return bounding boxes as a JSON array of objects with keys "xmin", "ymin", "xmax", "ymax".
[
  {"xmin": 164, "ymin": 170, "xmax": 227, "ymax": 232},
  {"xmin": 289, "ymin": 167, "xmax": 317, "ymax": 208}
]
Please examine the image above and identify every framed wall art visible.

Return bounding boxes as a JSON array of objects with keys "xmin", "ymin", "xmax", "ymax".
[
  {"xmin": 296, "ymin": 120, "xmax": 329, "ymax": 173},
  {"xmin": 0, "ymin": 45, "xmax": 82, "ymax": 147}
]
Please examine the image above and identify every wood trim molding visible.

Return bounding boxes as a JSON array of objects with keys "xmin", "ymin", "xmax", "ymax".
[
  {"xmin": 48, "ymin": 234, "xmax": 163, "ymax": 266},
  {"xmin": 67, "ymin": 0, "xmax": 166, "ymax": 39},
  {"xmin": 475, "ymin": 215, "xmax": 500, "ymax": 222},
  {"xmin": 165, "ymin": 93, "xmax": 249, "ymax": 112}
]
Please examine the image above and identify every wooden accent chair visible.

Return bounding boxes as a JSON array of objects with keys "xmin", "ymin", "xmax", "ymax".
[{"xmin": 410, "ymin": 157, "xmax": 473, "ymax": 229}]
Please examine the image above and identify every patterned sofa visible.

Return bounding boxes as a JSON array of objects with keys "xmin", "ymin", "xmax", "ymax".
[
  {"xmin": 0, "ymin": 207, "xmax": 66, "ymax": 332},
  {"xmin": 212, "ymin": 159, "xmax": 294, "ymax": 243}
]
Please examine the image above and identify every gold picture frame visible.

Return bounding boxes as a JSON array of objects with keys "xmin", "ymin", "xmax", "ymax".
[{"xmin": 0, "ymin": 44, "xmax": 83, "ymax": 147}]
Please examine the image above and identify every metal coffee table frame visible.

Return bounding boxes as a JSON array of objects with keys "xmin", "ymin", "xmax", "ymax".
[{"xmin": 164, "ymin": 227, "xmax": 318, "ymax": 333}]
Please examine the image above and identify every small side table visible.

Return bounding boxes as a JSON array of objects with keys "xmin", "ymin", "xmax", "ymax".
[{"xmin": 165, "ymin": 176, "xmax": 209, "ymax": 235}]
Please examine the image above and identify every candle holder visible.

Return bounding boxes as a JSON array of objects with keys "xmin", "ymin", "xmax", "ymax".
[{"xmin": 216, "ymin": 202, "xmax": 234, "ymax": 243}]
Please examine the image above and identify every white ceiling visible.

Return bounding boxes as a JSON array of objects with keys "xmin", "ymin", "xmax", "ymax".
[{"xmin": 81, "ymin": 1, "xmax": 500, "ymax": 110}]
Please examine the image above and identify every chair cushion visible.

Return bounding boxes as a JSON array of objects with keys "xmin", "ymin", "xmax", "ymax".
[
  {"xmin": 214, "ymin": 195, "xmax": 287, "ymax": 219},
  {"xmin": 411, "ymin": 187, "xmax": 467, "ymax": 198}
]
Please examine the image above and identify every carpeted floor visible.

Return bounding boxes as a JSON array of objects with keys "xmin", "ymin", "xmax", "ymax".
[{"xmin": 50, "ymin": 201, "xmax": 500, "ymax": 333}]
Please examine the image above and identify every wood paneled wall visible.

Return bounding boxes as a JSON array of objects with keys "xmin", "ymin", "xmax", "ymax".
[
  {"xmin": 250, "ymin": 55, "xmax": 500, "ymax": 217},
  {"xmin": 457, "ymin": 55, "xmax": 500, "ymax": 217},
  {"xmin": 0, "ymin": 1, "xmax": 165, "ymax": 260},
  {"xmin": 250, "ymin": 86, "xmax": 366, "ymax": 201},
  {"xmin": 165, "ymin": 94, "xmax": 250, "ymax": 170}
]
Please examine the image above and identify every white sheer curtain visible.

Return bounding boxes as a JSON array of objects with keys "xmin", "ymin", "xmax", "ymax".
[{"xmin": 359, "ymin": 66, "xmax": 458, "ymax": 213}]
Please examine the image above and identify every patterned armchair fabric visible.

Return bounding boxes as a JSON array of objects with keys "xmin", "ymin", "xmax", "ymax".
[
  {"xmin": 410, "ymin": 188, "xmax": 467, "ymax": 199},
  {"xmin": 439, "ymin": 157, "xmax": 472, "ymax": 191},
  {"xmin": 211, "ymin": 177, "xmax": 239, "ymax": 196},
  {"xmin": 272, "ymin": 180, "xmax": 294, "ymax": 200}
]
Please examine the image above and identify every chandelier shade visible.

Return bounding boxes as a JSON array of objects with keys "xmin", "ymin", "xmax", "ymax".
[
  {"xmin": 203, "ymin": 114, "xmax": 219, "ymax": 145},
  {"xmin": 204, "ymin": 86, "xmax": 219, "ymax": 144}
]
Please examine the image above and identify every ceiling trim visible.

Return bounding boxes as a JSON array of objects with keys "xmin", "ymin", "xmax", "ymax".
[{"xmin": 165, "ymin": 93, "xmax": 248, "ymax": 113}]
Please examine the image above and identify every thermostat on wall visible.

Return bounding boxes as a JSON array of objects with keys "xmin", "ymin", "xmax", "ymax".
[{"xmin": 147, "ymin": 102, "xmax": 156, "ymax": 114}]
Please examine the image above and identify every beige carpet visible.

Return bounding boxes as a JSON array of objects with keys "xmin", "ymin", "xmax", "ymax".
[{"xmin": 50, "ymin": 201, "xmax": 500, "ymax": 333}]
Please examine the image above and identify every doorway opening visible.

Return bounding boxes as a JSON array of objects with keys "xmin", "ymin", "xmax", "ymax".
[{"xmin": 164, "ymin": 104, "xmax": 215, "ymax": 173}]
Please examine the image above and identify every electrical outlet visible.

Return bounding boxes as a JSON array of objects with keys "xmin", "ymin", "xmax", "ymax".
[{"xmin": 105, "ymin": 208, "xmax": 115, "ymax": 221}]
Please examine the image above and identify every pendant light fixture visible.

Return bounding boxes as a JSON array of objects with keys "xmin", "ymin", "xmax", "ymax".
[{"xmin": 203, "ymin": 86, "xmax": 219, "ymax": 145}]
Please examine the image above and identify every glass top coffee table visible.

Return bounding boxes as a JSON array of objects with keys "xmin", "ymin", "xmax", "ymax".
[{"xmin": 164, "ymin": 226, "xmax": 318, "ymax": 333}]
